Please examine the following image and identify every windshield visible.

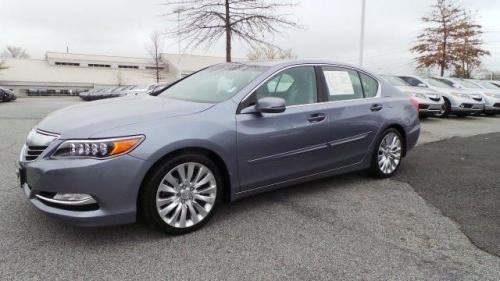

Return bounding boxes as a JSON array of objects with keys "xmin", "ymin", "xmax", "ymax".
[
  {"xmin": 456, "ymin": 79, "xmax": 482, "ymax": 89},
  {"xmin": 382, "ymin": 75, "xmax": 410, "ymax": 86},
  {"xmin": 476, "ymin": 80, "xmax": 500, "ymax": 90},
  {"xmin": 159, "ymin": 64, "xmax": 269, "ymax": 103},
  {"xmin": 425, "ymin": 78, "xmax": 453, "ymax": 88}
]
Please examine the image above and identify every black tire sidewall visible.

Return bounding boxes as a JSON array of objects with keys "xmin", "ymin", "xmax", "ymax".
[{"xmin": 141, "ymin": 153, "xmax": 222, "ymax": 235}]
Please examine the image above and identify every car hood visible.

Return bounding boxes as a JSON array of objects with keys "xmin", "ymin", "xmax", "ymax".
[
  {"xmin": 395, "ymin": 86, "xmax": 439, "ymax": 96},
  {"xmin": 37, "ymin": 95, "xmax": 214, "ymax": 138}
]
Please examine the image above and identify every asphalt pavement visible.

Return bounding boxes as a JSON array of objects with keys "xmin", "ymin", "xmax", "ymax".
[{"xmin": 1, "ymin": 97, "xmax": 500, "ymax": 280}]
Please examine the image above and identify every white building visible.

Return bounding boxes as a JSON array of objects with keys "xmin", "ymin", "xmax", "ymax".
[{"xmin": 0, "ymin": 52, "xmax": 226, "ymax": 96}]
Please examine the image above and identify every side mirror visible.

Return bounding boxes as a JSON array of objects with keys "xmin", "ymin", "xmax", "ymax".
[
  {"xmin": 241, "ymin": 97, "xmax": 286, "ymax": 114},
  {"xmin": 255, "ymin": 97, "xmax": 286, "ymax": 113},
  {"xmin": 417, "ymin": 83, "xmax": 427, "ymax": 88}
]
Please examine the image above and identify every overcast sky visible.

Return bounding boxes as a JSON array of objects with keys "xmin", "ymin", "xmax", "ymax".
[{"xmin": 1, "ymin": 0, "xmax": 499, "ymax": 74}]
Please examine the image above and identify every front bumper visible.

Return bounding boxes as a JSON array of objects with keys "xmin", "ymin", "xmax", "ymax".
[
  {"xmin": 418, "ymin": 103, "xmax": 444, "ymax": 116},
  {"xmin": 450, "ymin": 102, "xmax": 484, "ymax": 113},
  {"xmin": 18, "ymin": 154, "xmax": 147, "ymax": 227}
]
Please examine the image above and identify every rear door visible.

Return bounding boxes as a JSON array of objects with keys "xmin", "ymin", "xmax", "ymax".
[{"xmin": 318, "ymin": 66, "xmax": 385, "ymax": 168}]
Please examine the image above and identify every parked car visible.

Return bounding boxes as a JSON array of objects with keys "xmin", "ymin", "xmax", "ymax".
[
  {"xmin": 381, "ymin": 75, "xmax": 444, "ymax": 118},
  {"xmin": 18, "ymin": 61, "xmax": 420, "ymax": 234},
  {"xmin": 433, "ymin": 77, "xmax": 487, "ymax": 115},
  {"xmin": 399, "ymin": 75, "xmax": 484, "ymax": 117},
  {"xmin": 489, "ymin": 81, "xmax": 500, "ymax": 88},
  {"xmin": 148, "ymin": 83, "xmax": 173, "ymax": 96},
  {"xmin": 453, "ymin": 79, "xmax": 500, "ymax": 116},
  {"xmin": 123, "ymin": 84, "xmax": 156, "ymax": 96},
  {"xmin": 0, "ymin": 87, "xmax": 17, "ymax": 102}
]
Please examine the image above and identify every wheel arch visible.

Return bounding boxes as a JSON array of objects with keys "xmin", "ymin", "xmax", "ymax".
[
  {"xmin": 136, "ymin": 146, "xmax": 232, "ymax": 221},
  {"xmin": 383, "ymin": 123, "xmax": 407, "ymax": 157}
]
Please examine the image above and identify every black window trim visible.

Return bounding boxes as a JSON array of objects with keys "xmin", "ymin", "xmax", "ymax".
[{"xmin": 236, "ymin": 63, "xmax": 381, "ymax": 114}]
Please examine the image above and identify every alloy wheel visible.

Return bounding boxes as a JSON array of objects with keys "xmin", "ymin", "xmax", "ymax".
[
  {"xmin": 377, "ymin": 132, "xmax": 402, "ymax": 174},
  {"xmin": 155, "ymin": 162, "xmax": 217, "ymax": 228}
]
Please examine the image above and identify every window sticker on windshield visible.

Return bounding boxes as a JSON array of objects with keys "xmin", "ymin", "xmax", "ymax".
[{"xmin": 324, "ymin": 71, "xmax": 355, "ymax": 95}]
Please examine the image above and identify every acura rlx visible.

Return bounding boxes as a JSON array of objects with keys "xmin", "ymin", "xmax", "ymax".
[{"xmin": 18, "ymin": 61, "xmax": 420, "ymax": 234}]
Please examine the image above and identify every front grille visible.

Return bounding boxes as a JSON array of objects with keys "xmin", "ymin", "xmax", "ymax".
[
  {"xmin": 419, "ymin": 104, "xmax": 429, "ymax": 109},
  {"xmin": 25, "ymin": 146, "xmax": 48, "ymax": 161},
  {"xmin": 461, "ymin": 103, "xmax": 473, "ymax": 109}
]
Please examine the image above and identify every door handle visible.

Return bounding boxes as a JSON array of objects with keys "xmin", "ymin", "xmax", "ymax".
[
  {"xmin": 307, "ymin": 113, "xmax": 326, "ymax": 123},
  {"xmin": 370, "ymin": 104, "xmax": 383, "ymax": 112}
]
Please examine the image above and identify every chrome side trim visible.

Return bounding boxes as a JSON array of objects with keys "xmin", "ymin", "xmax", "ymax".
[
  {"xmin": 248, "ymin": 143, "xmax": 328, "ymax": 165},
  {"xmin": 35, "ymin": 194, "xmax": 97, "ymax": 206},
  {"xmin": 235, "ymin": 161, "xmax": 362, "ymax": 196},
  {"xmin": 328, "ymin": 131, "xmax": 372, "ymax": 147}
]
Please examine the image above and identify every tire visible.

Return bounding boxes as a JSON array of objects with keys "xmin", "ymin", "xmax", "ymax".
[
  {"xmin": 435, "ymin": 98, "xmax": 450, "ymax": 118},
  {"xmin": 369, "ymin": 128, "xmax": 404, "ymax": 178},
  {"xmin": 140, "ymin": 153, "xmax": 222, "ymax": 235}
]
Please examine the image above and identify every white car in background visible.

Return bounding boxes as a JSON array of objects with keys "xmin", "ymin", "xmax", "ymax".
[
  {"xmin": 433, "ymin": 77, "xmax": 486, "ymax": 115},
  {"xmin": 381, "ymin": 75, "xmax": 444, "ymax": 117},
  {"xmin": 467, "ymin": 80, "xmax": 500, "ymax": 115},
  {"xmin": 399, "ymin": 75, "xmax": 484, "ymax": 117},
  {"xmin": 123, "ymin": 84, "xmax": 156, "ymax": 96}
]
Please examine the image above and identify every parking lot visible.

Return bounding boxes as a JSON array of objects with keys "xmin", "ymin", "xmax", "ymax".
[{"xmin": 1, "ymin": 97, "xmax": 500, "ymax": 280}]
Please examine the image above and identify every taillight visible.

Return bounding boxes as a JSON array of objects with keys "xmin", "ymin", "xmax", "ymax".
[{"xmin": 411, "ymin": 98, "xmax": 419, "ymax": 111}]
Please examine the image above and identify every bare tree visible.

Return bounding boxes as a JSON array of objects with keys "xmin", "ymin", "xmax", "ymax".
[
  {"xmin": 411, "ymin": 0, "xmax": 464, "ymax": 76},
  {"xmin": 1, "ymin": 46, "xmax": 30, "ymax": 59},
  {"xmin": 247, "ymin": 46, "xmax": 297, "ymax": 60},
  {"xmin": 147, "ymin": 30, "xmax": 166, "ymax": 83},
  {"xmin": 162, "ymin": 0, "xmax": 300, "ymax": 62},
  {"xmin": 451, "ymin": 11, "xmax": 489, "ymax": 78}
]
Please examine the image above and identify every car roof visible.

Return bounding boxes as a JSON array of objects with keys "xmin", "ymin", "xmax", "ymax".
[{"xmin": 226, "ymin": 60, "xmax": 368, "ymax": 70}]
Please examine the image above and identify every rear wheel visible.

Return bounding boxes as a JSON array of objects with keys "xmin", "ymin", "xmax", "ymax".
[
  {"xmin": 369, "ymin": 129, "xmax": 403, "ymax": 178},
  {"xmin": 141, "ymin": 153, "xmax": 222, "ymax": 235}
]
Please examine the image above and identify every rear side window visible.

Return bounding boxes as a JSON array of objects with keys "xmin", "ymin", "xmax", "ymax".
[
  {"xmin": 321, "ymin": 67, "xmax": 364, "ymax": 101},
  {"xmin": 360, "ymin": 73, "xmax": 378, "ymax": 98}
]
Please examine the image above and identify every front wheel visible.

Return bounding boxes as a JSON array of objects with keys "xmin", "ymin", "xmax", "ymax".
[
  {"xmin": 140, "ymin": 153, "xmax": 222, "ymax": 235},
  {"xmin": 369, "ymin": 129, "xmax": 403, "ymax": 178}
]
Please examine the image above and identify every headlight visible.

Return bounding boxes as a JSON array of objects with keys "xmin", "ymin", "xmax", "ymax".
[
  {"xmin": 51, "ymin": 135, "xmax": 145, "ymax": 159},
  {"xmin": 406, "ymin": 92, "xmax": 427, "ymax": 99},
  {"xmin": 450, "ymin": 92, "xmax": 469, "ymax": 99},
  {"xmin": 484, "ymin": 93, "xmax": 500, "ymax": 98}
]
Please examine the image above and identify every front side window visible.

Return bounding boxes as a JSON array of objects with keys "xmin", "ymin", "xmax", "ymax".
[
  {"xmin": 159, "ymin": 64, "xmax": 269, "ymax": 103},
  {"xmin": 322, "ymin": 67, "xmax": 363, "ymax": 101},
  {"xmin": 255, "ymin": 66, "xmax": 317, "ymax": 106}
]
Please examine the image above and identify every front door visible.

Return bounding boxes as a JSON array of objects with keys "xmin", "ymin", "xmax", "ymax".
[{"xmin": 236, "ymin": 66, "xmax": 331, "ymax": 191}]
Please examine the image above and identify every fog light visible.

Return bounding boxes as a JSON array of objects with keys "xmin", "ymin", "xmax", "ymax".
[{"xmin": 53, "ymin": 193, "xmax": 94, "ymax": 202}]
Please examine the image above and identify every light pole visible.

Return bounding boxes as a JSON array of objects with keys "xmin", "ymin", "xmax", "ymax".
[
  {"xmin": 173, "ymin": 7, "xmax": 184, "ymax": 54},
  {"xmin": 359, "ymin": 0, "xmax": 366, "ymax": 67}
]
